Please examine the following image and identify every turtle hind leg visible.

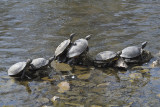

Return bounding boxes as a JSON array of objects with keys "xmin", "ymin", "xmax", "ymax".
[
  {"xmin": 57, "ymin": 54, "xmax": 68, "ymax": 63},
  {"xmin": 61, "ymin": 56, "xmax": 68, "ymax": 63},
  {"xmin": 67, "ymin": 58, "xmax": 76, "ymax": 65}
]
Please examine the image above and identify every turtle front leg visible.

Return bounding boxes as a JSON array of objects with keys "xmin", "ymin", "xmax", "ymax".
[
  {"xmin": 86, "ymin": 47, "xmax": 89, "ymax": 52},
  {"xmin": 115, "ymin": 58, "xmax": 128, "ymax": 69},
  {"xmin": 30, "ymin": 64, "xmax": 36, "ymax": 70},
  {"xmin": 25, "ymin": 74, "xmax": 32, "ymax": 80},
  {"xmin": 48, "ymin": 64, "xmax": 52, "ymax": 68},
  {"xmin": 21, "ymin": 69, "xmax": 27, "ymax": 79},
  {"xmin": 21, "ymin": 69, "xmax": 32, "ymax": 79},
  {"xmin": 61, "ymin": 56, "xmax": 67, "ymax": 63}
]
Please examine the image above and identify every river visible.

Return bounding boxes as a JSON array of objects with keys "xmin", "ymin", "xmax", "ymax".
[{"xmin": 1, "ymin": 0, "xmax": 160, "ymax": 106}]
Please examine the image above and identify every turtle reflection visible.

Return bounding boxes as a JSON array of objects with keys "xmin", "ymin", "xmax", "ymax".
[
  {"xmin": 10, "ymin": 78, "xmax": 32, "ymax": 94},
  {"xmin": 50, "ymin": 66, "xmax": 151, "ymax": 106}
]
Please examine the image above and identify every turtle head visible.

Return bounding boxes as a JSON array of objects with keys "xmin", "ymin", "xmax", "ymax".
[
  {"xmin": 116, "ymin": 51, "xmax": 122, "ymax": 56},
  {"xmin": 26, "ymin": 59, "xmax": 32, "ymax": 69},
  {"xmin": 49, "ymin": 56, "xmax": 55, "ymax": 63},
  {"xmin": 69, "ymin": 33, "xmax": 76, "ymax": 41},
  {"xmin": 141, "ymin": 41, "xmax": 147, "ymax": 49},
  {"xmin": 85, "ymin": 35, "xmax": 92, "ymax": 40},
  {"xmin": 26, "ymin": 59, "xmax": 32, "ymax": 66}
]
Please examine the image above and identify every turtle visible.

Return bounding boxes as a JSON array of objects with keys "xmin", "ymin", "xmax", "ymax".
[
  {"xmin": 30, "ymin": 57, "xmax": 55, "ymax": 71},
  {"xmin": 55, "ymin": 33, "xmax": 76, "ymax": 62},
  {"xmin": 8, "ymin": 59, "xmax": 32, "ymax": 79},
  {"xmin": 120, "ymin": 41, "xmax": 148, "ymax": 63},
  {"xmin": 94, "ymin": 51, "xmax": 128, "ymax": 68},
  {"xmin": 67, "ymin": 35, "xmax": 91, "ymax": 65}
]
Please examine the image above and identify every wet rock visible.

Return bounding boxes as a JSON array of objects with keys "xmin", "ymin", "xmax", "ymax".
[
  {"xmin": 156, "ymin": 94, "xmax": 160, "ymax": 98},
  {"xmin": 51, "ymin": 96, "xmax": 60, "ymax": 102},
  {"xmin": 141, "ymin": 50, "xmax": 153, "ymax": 64},
  {"xmin": 41, "ymin": 77, "xmax": 56, "ymax": 81},
  {"xmin": 131, "ymin": 66, "xmax": 144, "ymax": 70},
  {"xmin": 69, "ymin": 80, "xmax": 96, "ymax": 88},
  {"xmin": 155, "ymin": 51, "xmax": 160, "ymax": 57},
  {"xmin": 118, "ymin": 74, "xmax": 129, "ymax": 81},
  {"xmin": 51, "ymin": 61, "xmax": 72, "ymax": 72},
  {"xmin": 139, "ymin": 69, "xmax": 150, "ymax": 73},
  {"xmin": 42, "ymin": 106, "xmax": 53, "ymax": 107},
  {"xmin": 36, "ymin": 97, "xmax": 49, "ymax": 104},
  {"xmin": 72, "ymin": 65, "xmax": 91, "ymax": 75},
  {"xmin": 65, "ymin": 102, "xmax": 84, "ymax": 107},
  {"xmin": 90, "ymin": 87, "xmax": 106, "ymax": 94},
  {"xmin": 97, "ymin": 82, "xmax": 110, "ymax": 87},
  {"xmin": 77, "ymin": 73, "xmax": 91, "ymax": 80},
  {"xmin": 91, "ymin": 105, "xmax": 102, "ymax": 107},
  {"xmin": 57, "ymin": 81, "xmax": 70, "ymax": 93},
  {"xmin": 151, "ymin": 59, "xmax": 160, "ymax": 68},
  {"xmin": 129, "ymin": 73, "xmax": 143, "ymax": 80}
]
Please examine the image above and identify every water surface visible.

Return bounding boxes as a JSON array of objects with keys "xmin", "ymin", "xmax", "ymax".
[{"xmin": 1, "ymin": 0, "xmax": 160, "ymax": 106}]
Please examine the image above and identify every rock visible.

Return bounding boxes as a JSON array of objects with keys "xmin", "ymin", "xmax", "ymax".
[
  {"xmin": 151, "ymin": 59, "xmax": 160, "ymax": 68},
  {"xmin": 41, "ymin": 77, "xmax": 56, "ymax": 81},
  {"xmin": 139, "ymin": 69, "xmax": 150, "ymax": 73},
  {"xmin": 129, "ymin": 73, "xmax": 143, "ymax": 80},
  {"xmin": 36, "ymin": 97, "xmax": 49, "ymax": 104},
  {"xmin": 97, "ymin": 82, "xmax": 110, "ymax": 87},
  {"xmin": 91, "ymin": 105, "xmax": 102, "ymax": 107},
  {"xmin": 77, "ymin": 73, "xmax": 91, "ymax": 80},
  {"xmin": 156, "ymin": 94, "xmax": 160, "ymax": 98},
  {"xmin": 57, "ymin": 81, "xmax": 70, "ymax": 93},
  {"xmin": 51, "ymin": 61, "xmax": 72, "ymax": 72},
  {"xmin": 51, "ymin": 96, "xmax": 60, "ymax": 102}
]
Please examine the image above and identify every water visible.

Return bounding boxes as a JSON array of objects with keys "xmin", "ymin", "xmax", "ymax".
[{"xmin": 1, "ymin": 0, "xmax": 160, "ymax": 106}]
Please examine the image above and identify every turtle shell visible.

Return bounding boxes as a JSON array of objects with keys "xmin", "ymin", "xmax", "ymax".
[
  {"xmin": 8, "ymin": 62, "xmax": 26, "ymax": 76},
  {"xmin": 95, "ymin": 51, "xmax": 117, "ymax": 61},
  {"xmin": 31, "ymin": 58, "xmax": 49, "ymax": 69},
  {"xmin": 67, "ymin": 39, "xmax": 88, "ymax": 58},
  {"xmin": 120, "ymin": 46, "xmax": 141, "ymax": 58},
  {"xmin": 55, "ymin": 39, "xmax": 71, "ymax": 57}
]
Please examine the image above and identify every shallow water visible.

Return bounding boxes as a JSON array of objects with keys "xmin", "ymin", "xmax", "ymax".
[{"xmin": 1, "ymin": 0, "xmax": 160, "ymax": 106}]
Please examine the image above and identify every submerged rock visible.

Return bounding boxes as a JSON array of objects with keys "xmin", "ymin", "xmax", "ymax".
[
  {"xmin": 151, "ymin": 59, "xmax": 160, "ymax": 68},
  {"xmin": 51, "ymin": 96, "xmax": 60, "ymax": 102},
  {"xmin": 77, "ymin": 73, "xmax": 91, "ymax": 80},
  {"xmin": 57, "ymin": 81, "xmax": 70, "ymax": 93},
  {"xmin": 51, "ymin": 61, "xmax": 72, "ymax": 72},
  {"xmin": 129, "ymin": 73, "xmax": 143, "ymax": 80},
  {"xmin": 139, "ymin": 69, "xmax": 150, "ymax": 73},
  {"xmin": 36, "ymin": 97, "xmax": 50, "ymax": 105}
]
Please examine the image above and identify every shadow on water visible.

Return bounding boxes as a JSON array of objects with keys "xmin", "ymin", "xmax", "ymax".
[{"xmin": 1, "ymin": 0, "xmax": 160, "ymax": 106}]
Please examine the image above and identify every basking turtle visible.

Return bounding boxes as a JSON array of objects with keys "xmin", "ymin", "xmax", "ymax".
[
  {"xmin": 67, "ymin": 35, "xmax": 91, "ymax": 65},
  {"xmin": 120, "ymin": 41, "xmax": 148, "ymax": 63},
  {"xmin": 55, "ymin": 33, "xmax": 75, "ymax": 62},
  {"xmin": 8, "ymin": 59, "xmax": 32, "ymax": 79},
  {"xmin": 94, "ymin": 51, "xmax": 128, "ymax": 68},
  {"xmin": 30, "ymin": 57, "xmax": 55, "ymax": 70}
]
